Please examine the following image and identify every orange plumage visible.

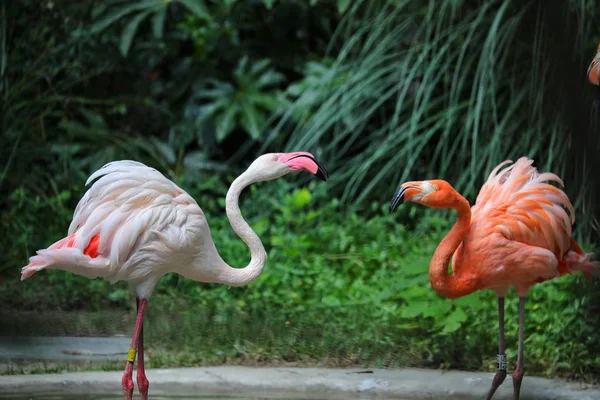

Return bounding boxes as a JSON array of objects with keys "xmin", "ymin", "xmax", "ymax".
[{"xmin": 450, "ymin": 158, "xmax": 595, "ymax": 297}]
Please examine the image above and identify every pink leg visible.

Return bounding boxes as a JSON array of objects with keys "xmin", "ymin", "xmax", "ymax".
[
  {"xmin": 122, "ymin": 298, "xmax": 148, "ymax": 400},
  {"xmin": 136, "ymin": 299, "xmax": 149, "ymax": 400},
  {"xmin": 513, "ymin": 297, "xmax": 526, "ymax": 400},
  {"xmin": 485, "ymin": 296, "xmax": 507, "ymax": 400}
]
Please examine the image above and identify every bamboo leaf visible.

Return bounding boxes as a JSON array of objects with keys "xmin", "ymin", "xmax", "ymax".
[
  {"xmin": 337, "ymin": 0, "xmax": 351, "ymax": 14},
  {"xmin": 151, "ymin": 7, "xmax": 167, "ymax": 39},
  {"xmin": 91, "ymin": 1, "xmax": 157, "ymax": 34},
  {"xmin": 119, "ymin": 9, "xmax": 153, "ymax": 56},
  {"xmin": 215, "ymin": 104, "xmax": 238, "ymax": 142},
  {"xmin": 177, "ymin": 0, "xmax": 210, "ymax": 19},
  {"xmin": 240, "ymin": 102, "xmax": 264, "ymax": 140}
]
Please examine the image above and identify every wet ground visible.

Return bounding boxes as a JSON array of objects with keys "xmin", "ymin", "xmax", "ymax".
[
  {"xmin": 1, "ymin": 366, "xmax": 599, "ymax": 400},
  {"xmin": 1, "ymin": 334, "xmax": 599, "ymax": 400}
]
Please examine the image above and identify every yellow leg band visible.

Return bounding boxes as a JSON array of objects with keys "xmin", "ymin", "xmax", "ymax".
[{"xmin": 127, "ymin": 347, "xmax": 137, "ymax": 363}]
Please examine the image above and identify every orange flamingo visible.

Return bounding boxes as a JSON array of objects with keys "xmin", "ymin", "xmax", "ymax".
[
  {"xmin": 389, "ymin": 157, "xmax": 598, "ymax": 400},
  {"xmin": 588, "ymin": 42, "xmax": 600, "ymax": 85}
]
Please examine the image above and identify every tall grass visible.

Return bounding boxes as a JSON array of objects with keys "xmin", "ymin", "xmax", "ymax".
[{"xmin": 269, "ymin": 0, "xmax": 599, "ymax": 241}]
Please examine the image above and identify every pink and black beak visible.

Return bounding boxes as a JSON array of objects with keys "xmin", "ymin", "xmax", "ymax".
[
  {"xmin": 279, "ymin": 152, "xmax": 329, "ymax": 181},
  {"xmin": 389, "ymin": 185, "xmax": 418, "ymax": 212}
]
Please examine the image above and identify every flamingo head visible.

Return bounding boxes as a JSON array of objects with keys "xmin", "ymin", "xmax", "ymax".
[
  {"xmin": 248, "ymin": 151, "xmax": 329, "ymax": 182},
  {"xmin": 389, "ymin": 179, "xmax": 458, "ymax": 211}
]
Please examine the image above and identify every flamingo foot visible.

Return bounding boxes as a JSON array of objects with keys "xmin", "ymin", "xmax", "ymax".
[
  {"xmin": 136, "ymin": 297, "xmax": 149, "ymax": 400},
  {"xmin": 485, "ymin": 368, "xmax": 507, "ymax": 400},
  {"xmin": 512, "ymin": 365, "xmax": 524, "ymax": 400},
  {"xmin": 122, "ymin": 364, "xmax": 134, "ymax": 400},
  {"xmin": 485, "ymin": 296, "xmax": 507, "ymax": 400},
  {"xmin": 122, "ymin": 297, "xmax": 148, "ymax": 400},
  {"xmin": 137, "ymin": 371, "xmax": 149, "ymax": 400},
  {"xmin": 512, "ymin": 296, "xmax": 526, "ymax": 400}
]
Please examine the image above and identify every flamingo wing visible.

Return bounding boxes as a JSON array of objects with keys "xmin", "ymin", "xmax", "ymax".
[
  {"xmin": 452, "ymin": 157, "xmax": 597, "ymax": 284},
  {"xmin": 21, "ymin": 161, "xmax": 204, "ymax": 283},
  {"xmin": 469, "ymin": 157, "xmax": 574, "ymax": 257}
]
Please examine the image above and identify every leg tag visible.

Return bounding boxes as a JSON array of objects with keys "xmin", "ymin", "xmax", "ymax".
[
  {"xmin": 127, "ymin": 347, "xmax": 137, "ymax": 363},
  {"xmin": 496, "ymin": 353, "xmax": 507, "ymax": 371}
]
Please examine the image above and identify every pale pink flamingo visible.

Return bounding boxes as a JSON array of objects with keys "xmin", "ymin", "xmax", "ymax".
[
  {"xmin": 389, "ymin": 157, "xmax": 598, "ymax": 400},
  {"xmin": 20, "ymin": 152, "xmax": 329, "ymax": 400}
]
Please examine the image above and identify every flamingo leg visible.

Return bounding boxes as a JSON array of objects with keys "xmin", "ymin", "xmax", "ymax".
[
  {"xmin": 512, "ymin": 297, "xmax": 526, "ymax": 400},
  {"xmin": 136, "ymin": 299, "xmax": 149, "ymax": 400},
  {"xmin": 122, "ymin": 298, "xmax": 148, "ymax": 400},
  {"xmin": 485, "ymin": 296, "xmax": 507, "ymax": 400}
]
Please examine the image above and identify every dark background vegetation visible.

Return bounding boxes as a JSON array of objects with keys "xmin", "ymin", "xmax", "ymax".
[{"xmin": 1, "ymin": 0, "xmax": 599, "ymax": 381}]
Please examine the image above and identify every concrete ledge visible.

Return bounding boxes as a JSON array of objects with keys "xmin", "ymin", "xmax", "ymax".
[{"xmin": 1, "ymin": 366, "xmax": 599, "ymax": 399}]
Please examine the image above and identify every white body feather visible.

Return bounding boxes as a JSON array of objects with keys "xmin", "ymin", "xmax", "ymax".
[{"xmin": 23, "ymin": 161, "xmax": 215, "ymax": 298}]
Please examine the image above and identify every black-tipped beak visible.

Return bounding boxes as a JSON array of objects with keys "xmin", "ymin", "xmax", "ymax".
[
  {"xmin": 286, "ymin": 154, "xmax": 329, "ymax": 181},
  {"xmin": 315, "ymin": 162, "xmax": 329, "ymax": 182},
  {"xmin": 389, "ymin": 187, "xmax": 408, "ymax": 212},
  {"xmin": 310, "ymin": 156, "xmax": 329, "ymax": 182}
]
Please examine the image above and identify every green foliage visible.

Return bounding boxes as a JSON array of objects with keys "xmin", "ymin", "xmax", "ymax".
[
  {"xmin": 185, "ymin": 56, "xmax": 287, "ymax": 143},
  {"xmin": 90, "ymin": 0, "xmax": 210, "ymax": 56}
]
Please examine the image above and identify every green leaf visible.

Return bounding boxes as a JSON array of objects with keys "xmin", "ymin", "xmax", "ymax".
[
  {"xmin": 291, "ymin": 188, "xmax": 312, "ymax": 208},
  {"xmin": 251, "ymin": 93, "xmax": 283, "ymax": 113},
  {"xmin": 452, "ymin": 293, "xmax": 485, "ymax": 309},
  {"xmin": 215, "ymin": 104, "xmax": 238, "ymax": 142},
  {"xmin": 108, "ymin": 288, "xmax": 130, "ymax": 302},
  {"xmin": 151, "ymin": 8, "xmax": 167, "ymax": 38},
  {"xmin": 400, "ymin": 300, "xmax": 428, "ymax": 318},
  {"xmin": 149, "ymin": 138, "xmax": 176, "ymax": 164},
  {"xmin": 177, "ymin": 0, "xmax": 210, "ymax": 18},
  {"xmin": 249, "ymin": 59, "xmax": 271, "ymax": 76},
  {"xmin": 196, "ymin": 82, "xmax": 235, "ymax": 99},
  {"xmin": 78, "ymin": 109, "xmax": 108, "ymax": 129},
  {"xmin": 262, "ymin": 0, "xmax": 275, "ymax": 9},
  {"xmin": 256, "ymin": 70, "xmax": 286, "ymax": 88},
  {"xmin": 183, "ymin": 151, "xmax": 228, "ymax": 172},
  {"xmin": 337, "ymin": 0, "xmax": 351, "ymax": 14},
  {"xmin": 422, "ymin": 300, "xmax": 452, "ymax": 318},
  {"xmin": 240, "ymin": 102, "xmax": 263, "ymax": 139},
  {"xmin": 91, "ymin": 1, "xmax": 158, "ymax": 33},
  {"xmin": 119, "ymin": 9, "xmax": 153, "ymax": 56},
  {"xmin": 440, "ymin": 308, "xmax": 468, "ymax": 334},
  {"xmin": 396, "ymin": 285, "xmax": 429, "ymax": 301}
]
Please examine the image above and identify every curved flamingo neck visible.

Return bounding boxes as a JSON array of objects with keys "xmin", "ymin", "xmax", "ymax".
[
  {"xmin": 214, "ymin": 170, "xmax": 268, "ymax": 286},
  {"xmin": 184, "ymin": 168, "xmax": 268, "ymax": 287},
  {"xmin": 429, "ymin": 194, "xmax": 476, "ymax": 299}
]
